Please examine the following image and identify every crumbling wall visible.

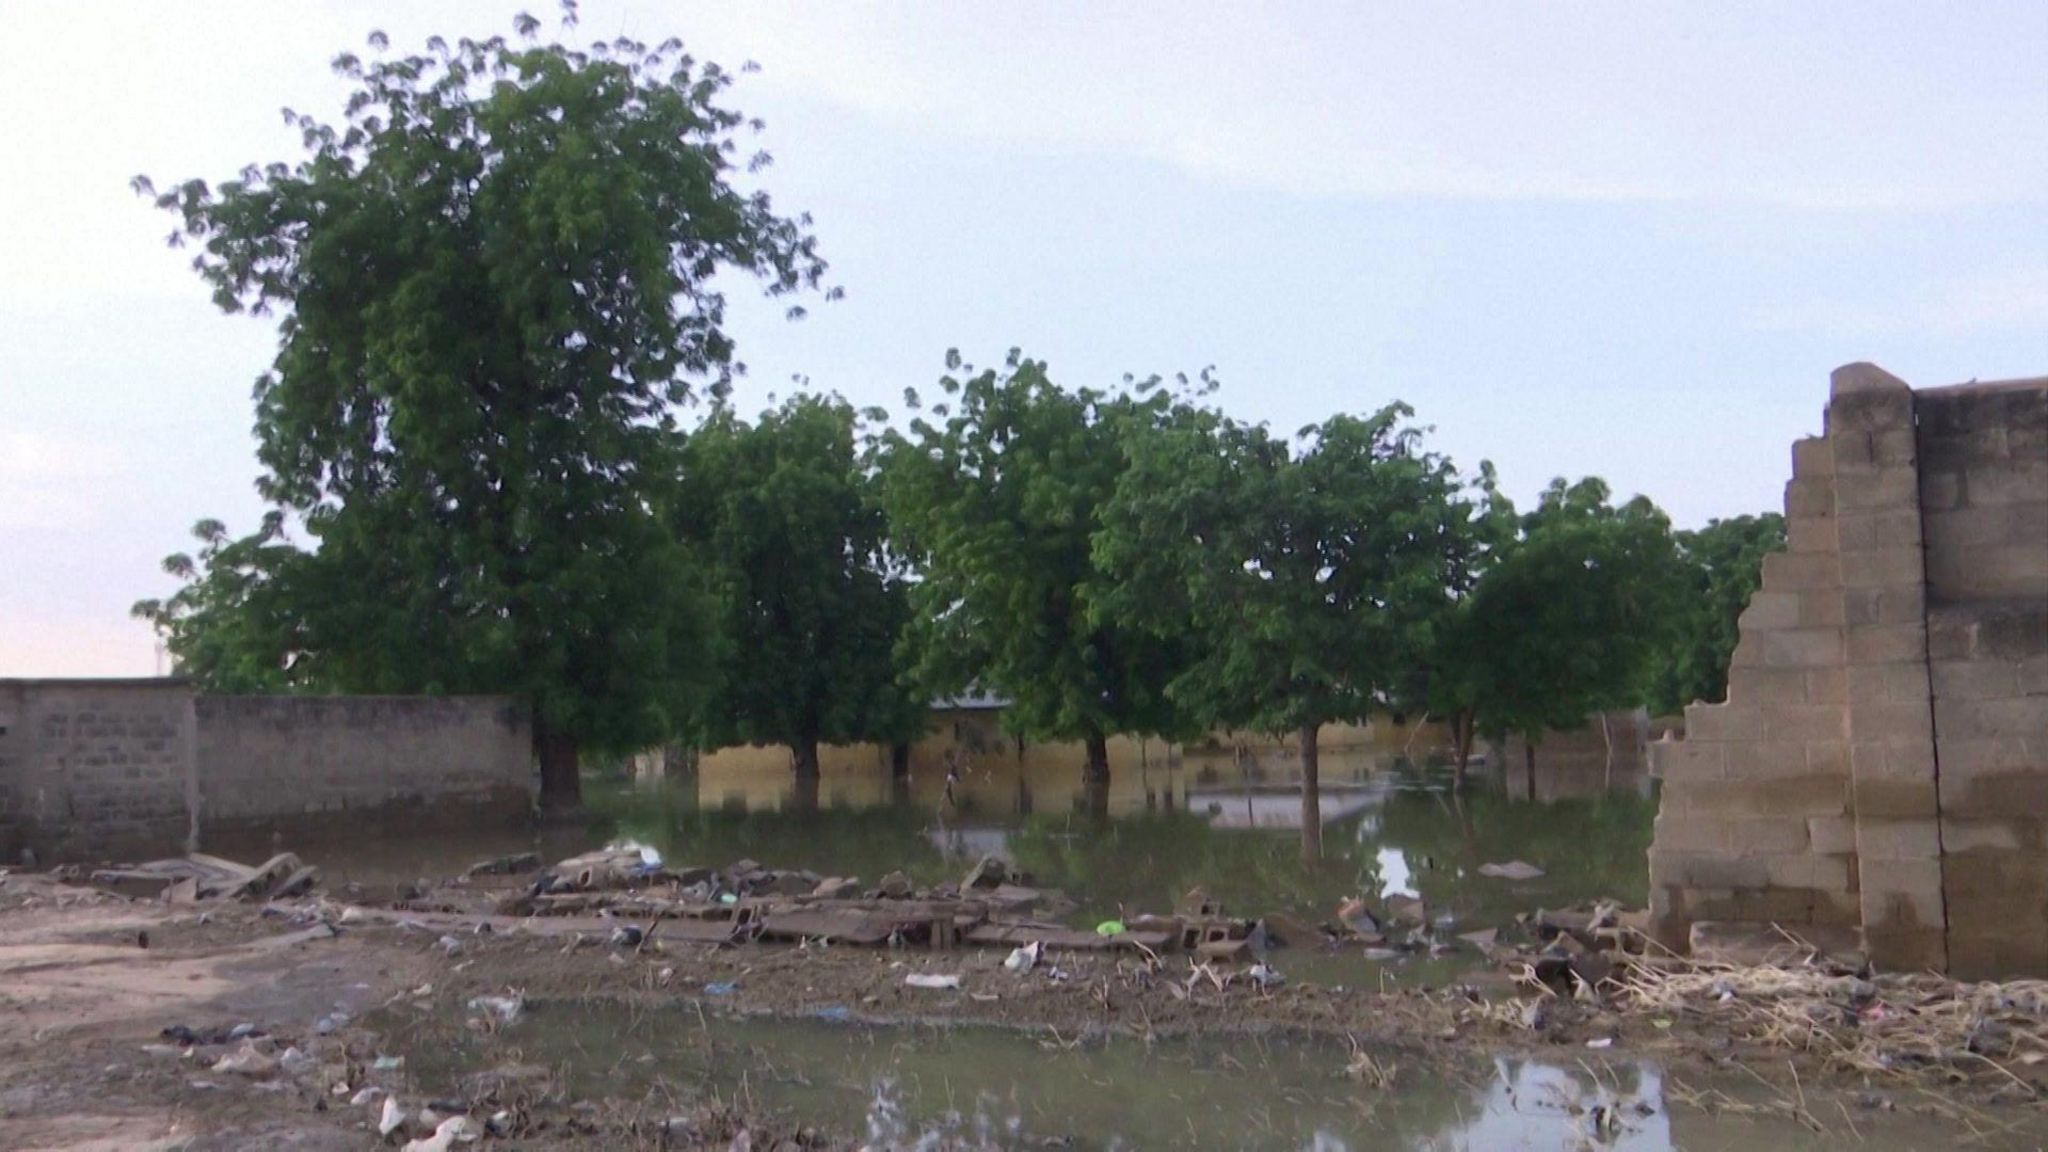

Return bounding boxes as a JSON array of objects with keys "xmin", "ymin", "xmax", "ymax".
[{"xmin": 1651, "ymin": 364, "xmax": 2048, "ymax": 975}]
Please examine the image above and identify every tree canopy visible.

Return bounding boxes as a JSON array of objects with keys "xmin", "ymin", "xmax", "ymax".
[
  {"xmin": 135, "ymin": 13, "xmax": 827, "ymax": 804},
  {"xmin": 875, "ymin": 352, "xmax": 1198, "ymax": 789},
  {"xmin": 1649, "ymin": 513, "xmax": 1787, "ymax": 714},
  {"xmin": 676, "ymin": 394, "xmax": 922, "ymax": 787}
]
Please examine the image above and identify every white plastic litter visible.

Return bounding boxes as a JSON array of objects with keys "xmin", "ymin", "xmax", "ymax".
[
  {"xmin": 402, "ymin": 1116, "xmax": 472, "ymax": 1152},
  {"xmin": 211, "ymin": 1044, "xmax": 277, "ymax": 1077},
  {"xmin": 1003, "ymin": 941, "xmax": 1042, "ymax": 974},
  {"xmin": 1477, "ymin": 860, "xmax": 1546, "ymax": 881},
  {"xmin": 903, "ymin": 973, "xmax": 962, "ymax": 990},
  {"xmin": 378, "ymin": 1095, "xmax": 407, "ymax": 1137},
  {"xmin": 465, "ymin": 993, "xmax": 524, "ymax": 1025}
]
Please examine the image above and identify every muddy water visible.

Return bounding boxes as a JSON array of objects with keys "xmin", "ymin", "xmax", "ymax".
[
  {"xmin": 595, "ymin": 756, "xmax": 1655, "ymax": 960},
  {"xmin": 392, "ymin": 1005, "xmax": 1963, "ymax": 1150}
]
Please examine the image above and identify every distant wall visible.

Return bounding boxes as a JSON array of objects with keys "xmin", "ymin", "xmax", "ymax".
[
  {"xmin": 195, "ymin": 696, "xmax": 532, "ymax": 836},
  {"xmin": 0, "ymin": 681, "xmax": 533, "ymax": 862},
  {"xmin": 1650, "ymin": 365, "xmax": 2048, "ymax": 976}
]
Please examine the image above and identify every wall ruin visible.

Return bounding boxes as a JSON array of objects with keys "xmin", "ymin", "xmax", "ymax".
[{"xmin": 1650, "ymin": 364, "xmax": 2048, "ymax": 976}]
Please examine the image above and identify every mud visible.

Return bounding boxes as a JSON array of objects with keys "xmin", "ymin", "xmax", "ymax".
[{"xmin": 2, "ymin": 866, "xmax": 2045, "ymax": 1150}]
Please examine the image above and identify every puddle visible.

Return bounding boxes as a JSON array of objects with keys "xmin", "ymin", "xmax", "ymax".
[{"xmin": 387, "ymin": 1004, "xmax": 1973, "ymax": 1150}]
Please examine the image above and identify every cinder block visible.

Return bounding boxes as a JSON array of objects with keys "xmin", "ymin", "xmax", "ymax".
[
  {"xmin": 1768, "ymin": 853, "xmax": 1852, "ymax": 891},
  {"xmin": 1919, "ymin": 469, "xmax": 1963, "ymax": 512},
  {"xmin": 1763, "ymin": 551, "xmax": 1840, "ymax": 591},
  {"xmin": 1855, "ymin": 818, "xmax": 1943, "ymax": 861},
  {"xmin": 1728, "ymin": 666, "xmax": 1812, "ymax": 704},
  {"xmin": 1805, "ymin": 668, "xmax": 1848, "ymax": 705},
  {"xmin": 1846, "ymin": 624, "xmax": 1928, "ymax": 666},
  {"xmin": 1799, "ymin": 592, "xmax": 1847, "ymax": 628},
  {"xmin": 1686, "ymin": 704, "xmax": 1762, "ymax": 743},
  {"xmin": 1785, "ymin": 478, "xmax": 1834, "ymax": 518},
  {"xmin": 1931, "ymin": 659, "xmax": 2021, "ymax": 702},
  {"xmin": 1864, "ymin": 926, "xmax": 1948, "ymax": 973},
  {"xmin": 1807, "ymin": 740, "xmax": 1851, "ymax": 777},
  {"xmin": 1809, "ymin": 814, "xmax": 1858, "ymax": 854},
  {"xmin": 1725, "ymin": 818, "xmax": 1812, "ymax": 856},
  {"xmin": 1741, "ymin": 592, "xmax": 1804, "ymax": 631},
  {"xmin": 1848, "ymin": 701, "xmax": 1933, "ymax": 743},
  {"xmin": 1841, "ymin": 546, "xmax": 1928, "ymax": 590},
  {"xmin": 1765, "ymin": 629, "xmax": 1845, "ymax": 669},
  {"xmin": 1853, "ymin": 776, "xmax": 1940, "ymax": 819},
  {"xmin": 1652, "ymin": 815, "xmax": 1728, "ymax": 853},
  {"xmin": 1791, "ymin": 436, "xmax": 1834, "ymax": 478},
  {"xmin": 1872, "ymin": 429, "xmax": 1918, "ymax": 468},
  {"xmin": 1765, "ymin": 704, "xmax": 1846, "ymax": 742},
  {"xmin": 1939, "ymin": 818, "xmax": 2031, "ymax": 854},
  {"xmin": 1725, "ymin": 739, "xmax": 1814, "ymax": 779},
  {"xmin": 1835, "ymin": 468, "xmax": 1921, "ymax": 513}
]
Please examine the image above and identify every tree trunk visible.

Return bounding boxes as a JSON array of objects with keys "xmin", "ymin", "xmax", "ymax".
[
  {"xmin": 1299, "ymin": 722, "xmax": 1322, "ymax": 863},
  {"xmin": 793, "ymin": 736, "xmax": 821, "ymax": 782},
  {"xmin": 1451, "ymin": 712, "xmax": 1473, "ymax": 790},
  {"xmin": 536, "ymin": 728, "xmax": 582, "ymax": 811},
  {"xmin": 1082, "ymin": 732, "xmax": 1111, "ymax": 815},
  {"xmin": 890, "ymin": 741, "xmax": 911, "ymax": 782},
  {"xmin": 1523, "ymin": 736, "xmax": 1538, "ymax": 799}
]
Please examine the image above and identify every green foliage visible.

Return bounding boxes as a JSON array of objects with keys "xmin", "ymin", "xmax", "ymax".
[
  {"xmin": 1436, "ymin": 478, "xmax": 1688, "ymax": 747},
  {"xmin": 1648, "ymin": 513, "xmax": 1786, "ymax": 714},
  {"xmin": 135, "ymin": 13, "xmax": 826, "ymax": 791},
  {"xmin": 676, "ymin": 395, "xmax": 922, "ymax": 768},
  {"xmin": 875, "ymin": 352, "xmax": 1200, "ymax": 758},
  {"xmin": 131, "ymin": 515, "xmax": 306, "ymax": 694},
  {"xmin": 1099, "ymin": 403, "xmax": 1475, "ymax": 740}
]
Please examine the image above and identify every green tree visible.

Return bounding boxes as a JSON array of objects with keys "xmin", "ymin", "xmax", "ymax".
[
  {"xmin": 676, "ymin": 394, "xmax": 922, "ymax": 796},
  {"xmin": 132, "ymin": 514, "xmax": 307, "ymax": 694},
  {"xmin": 1100, "ymin": 403, "xmax": 1474, "ymax": 859},
  {"xmin": 1649, "ymin": 513, "xmax": 1786, "ymax": 714},
  {"xmin": 1437, "ymin": 478, "xmax": 1687, "ymax": 784},
  {"xmin": 136, "ymin": 12, "xmax": 828, "ymax": 807},
  {"xmin": 876, "ymin": 352, "xmax": 1196, "ymax": 805}
]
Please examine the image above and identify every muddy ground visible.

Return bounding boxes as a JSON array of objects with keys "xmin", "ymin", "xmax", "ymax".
[{"xmin": 2, "ymin": 867, "xmax": 2043, "ymax": 1151}]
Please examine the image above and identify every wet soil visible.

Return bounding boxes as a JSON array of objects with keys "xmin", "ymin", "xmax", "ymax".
[{"xmin": 3, "ymin": 867, "xmax": 2044, "ymax": 1150}]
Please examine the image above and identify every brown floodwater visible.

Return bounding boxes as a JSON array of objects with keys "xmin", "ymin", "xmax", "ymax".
[{"xmin": 386, "ymin": 1003, "xmax": 2000, "ymax": 1151}]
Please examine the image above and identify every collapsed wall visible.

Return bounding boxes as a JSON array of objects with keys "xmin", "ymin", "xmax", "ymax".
[{"xmin": 1650, "ymin": 364, "xmax": 2048, "ymax": 976}]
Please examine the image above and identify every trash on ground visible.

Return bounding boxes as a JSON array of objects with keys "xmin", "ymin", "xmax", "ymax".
[
  {"xmin": 703, "ymin": 982, "xmax": 739, "ymax": 996},
  {"xmin": 211, "ymin": 1043, "xmax": 277, "ymax": 1077},
  {"xmin": 904, "ymin": 973, "xmax": 962, "ymax": 990},
  {"xmin": 377, "ymin": 1094, "xmax": 407, "ymax": 1137},
  {"xmin": 1004, "ymin": 941, "xmax": 1043, "ymax": 974},
  {"xmin": 1478, "ymin": 860, "xmax": 1546, "ymax": 881},
  {"xmin": 466, "ymin": 994, "xmax": 524, "ymax": 1025}
]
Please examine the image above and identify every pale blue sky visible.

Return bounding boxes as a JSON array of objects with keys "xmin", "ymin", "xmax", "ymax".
[{"xmin": 5, "ymin": 2, "xmax": 2047, "ymax": 675}]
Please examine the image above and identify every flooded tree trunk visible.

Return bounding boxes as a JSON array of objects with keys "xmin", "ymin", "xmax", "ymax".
[
  {"xmin": 1523, "ymin": 737, "xmax": 1538, "ymax": 798},
  {"xmin": 889, "ymin": 742, "xmax": 911, "ymax": 782},
  {"xmin": 791, "ymin": 735, "xmax": 823, "ymax": 811},
  {"xmin": 1451, "ymin": 712, "xmax": 1474, "ymax": 790},
  {"xmin": 1299, "ymin": 722, "xmax": 1322, "ymax": 863},
  {"xmin": 1082, "ymin": 732, "xmax": 1111, "ymax": 815},
  {"xmin": 536, "ymin": 727, "xmax": 582, "ymax": 811}
]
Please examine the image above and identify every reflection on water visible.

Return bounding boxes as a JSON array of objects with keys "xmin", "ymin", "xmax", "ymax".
[
  {"xmin": 595, "ymin": 753, "xmax": 1656, "ymax": 941},
  {"xmin": 391, "ymin": 1008, "xmax": 1972, "ymax": 1151}
]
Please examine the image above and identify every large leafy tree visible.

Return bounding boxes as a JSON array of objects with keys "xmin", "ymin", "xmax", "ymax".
[
  {"xmin": 1100, "ymin": 404, "xmax": 1474, "ymax": 859},
  {"xmin": 133, "ymin": 515, "xmax": 307, "ymax": 694},
  {"xmin": 136, "ymin": 12, "xmax": 829, "ymax": 807},
  {"xmin": 676, "ymin": 394, "xmax": 922, "ymax": 795},
  {"xmin": 1649, "ymin": 513, "xmax": 1786, "ymax": 714},
  {"xmin": 1435, "ymin": 478, "xmax": 1687, "ymax": 782},
  {"xmin": 876, "ymin": 352, "xmax": 1196, "ymax": 804}
]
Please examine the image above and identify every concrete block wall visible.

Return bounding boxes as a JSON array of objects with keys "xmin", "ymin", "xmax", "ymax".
[
  {"xmin": 1651, "ymin": 365, "xmax": 2048, "ymax": 976},
  {"xmin": 194, "ymin": 696, "xmax": 533, "ymax": 834},
  {"xmin": 0, "ymin": 680, "xmax": 197, "ymax": 861},
  {"xmin": 1918, "ymin": 381, "xmax": 2048, "ymax": 977},
  {"xmin": 0, "ymin": 681, "xmax": 534, "ymax": 862}
]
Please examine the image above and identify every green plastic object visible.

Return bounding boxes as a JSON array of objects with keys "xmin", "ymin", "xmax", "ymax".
[{"xmin": 1095, "ymin": 919, "xmax": 1126, "ymax": 937}]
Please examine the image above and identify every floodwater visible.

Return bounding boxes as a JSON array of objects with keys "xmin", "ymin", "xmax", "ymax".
[
  {"xmin": 592, "ymin": 749, "xmax": 1656, "ymax": 956},
  {"xmin": 390, "ymin": 1005, "xmax": 1975, "ymax": 1151}
]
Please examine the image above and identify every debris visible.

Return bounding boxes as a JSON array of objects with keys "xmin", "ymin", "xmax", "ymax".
[
  {"xmin": 608, "ymin": 924, "xmax": 644, "ymax": 949},
  {"xmin": 403, "ymin": 1115, "xmax": 475, "ymax": 1150},
  {"xmin": 904, "ymin": 973, "xmax": 962, "ymax": 990},
  {"xmin": 314, "ymin": 1012, "xmax": 347, "ymax": 1035},
  {"xmin": 1094, "ymin": 920, "xmax": 1127, "ymax": 937},
  {"xmin": 1249, "ymin": 963, "xmax": 1285, "ymax": 990},
  {"xmin": 1336, "ymin": 897, "xmax": 1383, "ymax": 940},
  {"xmin": 961, "ymin": 854, "xmax": 1019, "ymax": 890},
  {"xmin": 437, "ymin": 935, "xmax": 462, "ymax": 956},
  {"xmin": 1457, "ymin": 928, "xmax": 1500, "ymax": 953},
  {"xmin": 212, "ymin": 1044, "xmax": 278, "ymax": 1077},
  {"xmin": 703, "ymin": 982, "xmax": 739, "ymax": 996},
  {"xmin": 810, "ymin": 876, "xmax": 861, "ymax": 900},
  {"xmin": 877, "ymin": 871, "xmax": 914, "ymax": 899},
  {"xmin": 466, "ymin": 994, "xmax": 524, "ymax": 1025},
  {"xmin": 350, "ymin": 1087, "xmax": 384, "ymax": 1106},
  {"xmin": 377, "ymin": 1095, "xmax": 407, "ymax": 1137},
  {"xmin": 1585, "ymin": 1037, "xmax": 1614, "ymax": 1049},
  {"xmin": 465, "ymin": 852, "xmax": 542, "ymax": 877},
  {"xmin": 1004, "ymin": 941, "xmax": 1043, "ymax": 974},
  {"xmin": 1384, "ymin": 896, "xmax": 1427, "ymax": 926},
  {"xmin": 1478, "ymin": 860, "xmax": 1546, "ymax": 881},
  {"xmin": 373, "ymin": 1055, "xmax": 406, "ymax": 1072},
  {"xmin": 1197, "ymin": 938, "xmax": 1254, "ymax": 963},
  {"xmin": 810, "ymin": 1005, "xmax": 853, "ymax": 1022}
]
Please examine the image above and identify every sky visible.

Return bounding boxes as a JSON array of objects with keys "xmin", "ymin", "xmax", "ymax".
[{"xmin": 5, "ymin": 1, "xmax": 2048, "ymax": 677}]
